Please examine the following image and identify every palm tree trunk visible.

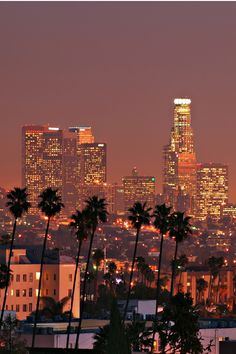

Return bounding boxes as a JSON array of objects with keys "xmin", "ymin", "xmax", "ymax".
[
  {"xmin": 151, "ymin": 232, "xmax": 164, "ymax": 352},
  {"xmin": 75, "ymin": 228, "xmax": 95, "ymax": 349},
  {"xmin": 208, "ymin": 276, "xmax": 212, "ymax": 304},
  {"xmin": 216, "ymin": 273, "xmax": 220, "ymax": 304},
  {"xmin": 66, "ymin": 239, "xmax": 82, "ymax": 349},
  {"xmin": 0, "ymin": 218, "xmax": 17, "ymax": 328},
  {"xmin": 178, "ymin": 271, "xmax": 183, "ymax": 292},
  {"xmin": 31, "ymin": 217, "xmax": 50, "ymax": 348},
  {"xmin": 170, "ymin": 241, "xmax": 179, "ymax": 296},
  {"xmin": 94, "ymin": 267, "xmax": 98, "ymax": 301},
  {"xmin": 122, "ymin": 228, "xmax": 140, "ymax": 323}
]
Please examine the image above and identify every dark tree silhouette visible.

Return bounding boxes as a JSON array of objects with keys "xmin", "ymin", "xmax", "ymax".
[
  {"xmin": 75, "ymin": 196, "xmax": 108, "ymax": 349},
  {"xmin": 0, "ymin": 187, "xmax": 30, "ymax": 328},
  {"xmin": 169, "ymin": 212, "xmax": 192, "ymax": 296},
  {"xmin": 31, "ymin": 188, "xmax": 64, "ymax": 348},
  {"xmin": 151, "ymin": 204, "xmax": 172, "ymax": 351},
  {"xmin": 122, "ymin": 202, "xmax": 151, "ymax": 323},
  {"xmin": 92, "ymin": 248, "xmax": 104, "ymax": 300},
  {"xmin": 66, "ymin": 208, "xmax": 90, "ymax": 349}
]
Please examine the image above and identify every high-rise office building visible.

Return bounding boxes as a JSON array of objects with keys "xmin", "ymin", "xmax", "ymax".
[
  {"xmin": 77, "ymin": 126, "xmax": 95, "ymax": 144},
  {"xmin": 77, "ymin": 142, "xmax": 107, "ymax": 207},
  {"xmin": 163, "ymin": 98, "xmax": 197, "ymax": 214},
  {"xmin": 62, "ymin": 130, "xmax": 78, "ymax": 216},
  {"xmin": 22, "ymin": 125, "xmax": 46, "ymax": 213},
  {"xmin": 123, "ymin": 168, "xmax": 155, "ymax": 212},
  {"xmin": 22, "ymin": 125, "xmax": 105, "ymax": 214},
  {"xmin": 196, "ymin": 163, "xmax": 228, "ymax": 220},
  {"xmin": 22, "ymin": 125, "xmax": 63, "ymax": 213}
]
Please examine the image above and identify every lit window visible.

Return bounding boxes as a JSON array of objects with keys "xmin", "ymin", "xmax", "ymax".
[
  {"xmin": 10, "ymin": 289, "xmax": 14, "ymax": 296},
  {"xmin": 35, "ymin": 289, "xmax": 39, "ymax": 296},
  {"xmin": 36, "ymin": 272, "xmax": 40, "ymax": 280}
]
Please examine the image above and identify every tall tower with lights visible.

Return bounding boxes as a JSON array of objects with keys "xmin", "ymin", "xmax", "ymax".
[
  {"xmin": 163, "ymin": 98, "xmax": 197, "ymax": 214},
  {"xmin": 22, "ymin": 125, "xmax": 63, "ymax": 213}
]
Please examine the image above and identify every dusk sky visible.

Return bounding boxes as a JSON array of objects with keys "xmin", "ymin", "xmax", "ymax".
[{"xmin": 1, "ymin": 2, "xmax": 236, "ymax": 200}]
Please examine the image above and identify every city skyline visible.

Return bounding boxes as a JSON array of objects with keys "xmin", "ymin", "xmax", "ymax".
[{"xmin": 0, "ymin": 3, "xmax": 236, "ymax": 201}]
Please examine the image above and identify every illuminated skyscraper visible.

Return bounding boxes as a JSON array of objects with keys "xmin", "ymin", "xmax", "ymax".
[
  {"xmin": 163, "ymin": 98, "xmax": 197, "ymax": 214},
  {"xmin": 123, "ymin": 168, "xmax": 155, "ymax": 211},
  {"xmin": 22, "ymin": 125, "xmax": 63, "ymax": 213},
  {"xmin": 43, "ymin": 127, "xmax": 63, "ymax": 191},
  {"xmin": 77, "ymin": 126, "xmax": 95, "ymax": 144},
  {"xmin": 62, "ymin": 130, "xmax": 78, "ymax": 216},
  {"xmin": 196, "ymin": 163, "xmax": 228, "ymax": 220},
  {"xmin": 22, "ymin": 125, "xmax": 46, "ymax": 213},
  {"xmin": 77, "ymin": 142, "xmax": 107, "ymax": 207}
]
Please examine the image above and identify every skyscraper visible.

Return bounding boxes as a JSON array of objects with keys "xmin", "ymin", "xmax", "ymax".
[
  {"xmin": 22, "ymin": 125, "xmax": 63, "ymax": 213},
  {"xmin": 62, "ymin": 130, "xmax": 78, "ymax": 216},
  {"xmin": 123, "ymin": 168, "xmax": 155, "ymax": 211},
  {"xmin": 196, "ymin": 163, "xmax": 228, "ymax": 220},
  {"xmin": 77, "ymin": 142, "xmax": 107, "ymax": 207},
  {"xmin": 22, "ymin": 125, "xmax": 46, "ymax": 213},
  {"xmin": 163, "ymin": 98, "xmax": 197, "ymax": 214}
]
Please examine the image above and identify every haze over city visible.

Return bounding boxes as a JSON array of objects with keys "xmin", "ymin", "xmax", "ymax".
[{"xmin": 1, "ymin": 2, "xmax": 236, "ymax": 201}]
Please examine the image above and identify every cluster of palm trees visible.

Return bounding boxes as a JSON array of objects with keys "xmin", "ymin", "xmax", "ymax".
[{"xmin": 1, "ymin": 186, "xmax": 193, "ymax": 352}]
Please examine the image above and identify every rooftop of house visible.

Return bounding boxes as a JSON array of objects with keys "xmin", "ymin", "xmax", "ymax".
[{"xmin": 0, "ymin": 246, "xmax": 75, "ymax": 265}]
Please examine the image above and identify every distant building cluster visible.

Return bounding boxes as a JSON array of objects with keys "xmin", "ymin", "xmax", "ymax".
[
  {"xmin": 21, "ymin": 99, "xmax": 233, "ymax": 219},
  {"xmin": 163, "ymin": 98, "xmax": 229, "ymax": 220}
]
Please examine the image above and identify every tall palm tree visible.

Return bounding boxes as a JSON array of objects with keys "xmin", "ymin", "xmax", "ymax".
[
  {"xmin": 207, "ymin": 256, "xmax": 224, "ymax": 304},
  {"xmin": 92, "ymin": 248, "xmax": 104, "ymax": 300},
  {"xmin": 75, "ymin": 196, "xmax": 108, "ymax": 349},
  {"xmin": 151, "ymin": 204, "xmax": 172, "ymax": 351},
  {"xmin": 31, "ymin": 188, "xmax": 64, "ymax": 348},
  {"xmin": 196, "ymin": 278, "xmax": 208, "ymax": 303},
  {"xmin": 0, "ymin": 187, "xmax": 30, "ymax": 327},
  {"xmin": 169, "ymin": 212, "xmax": 192, "ymax": 296},
  {"xmin": 122, "ymin": 202, "xmax": 152, "ymax": 323},
  {"xmin": 66, "ymin": 209, "xmax": 90, "ymax": 349}
]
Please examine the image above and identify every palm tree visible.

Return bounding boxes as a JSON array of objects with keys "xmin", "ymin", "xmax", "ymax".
[
  {"xmin": 122, "ymin": 202, "xmax": 152, "ymax": 323},
  {"xmin": 66, "ymin": 209, "xmax": 90, "ymax": 349},
  {"xmin": 0, "ymin": 187, "xmax": 30, "ymax": 327},
  {"xmin": 36, "ymin": 296, "xmax": 70, "ymax": 319},
  {"xmin": 75, "ymin": 196, "xmax": 108, "ymax": 349},
  {"xmin": 169, "ymin": 212, "xmax": 192, "ymax": 296},
  {"xmin": 174, "ymin": 254, "xmax": 188, "ymax": 291},
  {"xmin": 92, "ymin": 248, "xmax": 104, "ymax": 300},
  {"xmin": 196, "ymin": 278, "xmax": 208, "ymax": 303},
  {"xmin": 104, "ymin": 261, "xmax": 117, "ymax": 296},
  {"xmin": 136, "ymin": 256, "xmax": 145, "ymax": 284},
  {"xmin": 207, "ymin": 256, "xmax": 224, "ymax": 304},
  {"xmin": 31, "ymin": 187, "xmax": 64, "ymax": 348},
  {"xmin": 151, "ymin": 204, "xmax": 171, "ymax": 351}
]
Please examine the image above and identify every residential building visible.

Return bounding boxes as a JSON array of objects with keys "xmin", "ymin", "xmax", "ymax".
[{"xmin": 0, "ymin": 247, "xmax": 80, "ymax": 320}]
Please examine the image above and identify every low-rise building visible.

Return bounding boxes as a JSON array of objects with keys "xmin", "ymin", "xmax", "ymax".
[{"xmin": 0, "ymin": 247, "xmax": 80, "ymax": 320}]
